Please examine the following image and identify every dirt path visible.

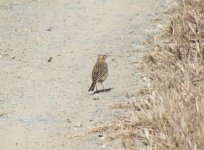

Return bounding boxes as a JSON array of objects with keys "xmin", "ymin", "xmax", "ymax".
[{"xmin": 0, "ymin": 0, "xmax": 169, "ymax": 149}]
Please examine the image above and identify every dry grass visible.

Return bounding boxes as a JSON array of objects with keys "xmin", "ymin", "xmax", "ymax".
[
  {"xmin": 91, "ymin": 0, "xmax": 204, "ymax": 149},
  {"xmin": 140, "ymin": 0, "xmax": 204, "ymax": 149}
]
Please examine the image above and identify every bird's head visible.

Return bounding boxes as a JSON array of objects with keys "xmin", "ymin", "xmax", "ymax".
[{"xmin": 97, "ymin": 55, "xmax": 108, "ymax": 63}]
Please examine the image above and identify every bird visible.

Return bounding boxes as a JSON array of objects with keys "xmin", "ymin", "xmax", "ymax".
[{"xmin": 88, "ymin": 55, "xmax": 108, "ymax": 92}]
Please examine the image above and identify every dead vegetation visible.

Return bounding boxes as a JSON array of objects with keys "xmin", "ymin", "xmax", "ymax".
[{"xmin": 91, "ymin": 0, "xmax": 204, "ymax": 149}]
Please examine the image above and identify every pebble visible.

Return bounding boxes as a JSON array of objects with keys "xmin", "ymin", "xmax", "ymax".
[
  {"xmin": 48, "ymin": 57, "xmax": 52, "ymax": 62},
  {"xmin": 46, "ymin": 28, "xmax": 52, "ymax": 31},
  {"xmin": 93, "ymin": 97, "xmax": 99, "ymax": 100},
  {"xmin": 66, "ymin": 119, "xmax": 71, "ymax": 123},
  {"xmin": 75, "ymin": 123, "xmax": 82, "ymax": 127}
]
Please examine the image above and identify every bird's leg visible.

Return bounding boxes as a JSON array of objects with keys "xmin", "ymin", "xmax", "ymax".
[
  {"xmin": 95, "ymin": 84, "xmax": 98, "ymax": 91},
  {"xmin": 101, "ymin": 83, "xmax": 105, "ymax": 91}
]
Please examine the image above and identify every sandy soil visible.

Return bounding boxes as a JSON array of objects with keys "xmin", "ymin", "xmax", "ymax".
[{"xmin": 0, "ymin": 0, "xmax": 170, "ymax": 149}]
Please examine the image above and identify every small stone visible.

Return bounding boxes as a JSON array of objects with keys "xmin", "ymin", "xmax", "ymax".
[
  {"xmin": 99, "ymin": 134, "xmax": 105, "ymax": 140},
  {"xmin": 48, "ymin": 57, "xmax": 52, "ymax": 62},
  {"xmin": 93, "ymin": 97, "xmax": 99, "ymax": 100},
  {"xmin": 47, "ymin": 28, "xmax": 52, "ymax": 31},
  {"xmin": 66, "ymin": 119, "xmax": 71, "ymax": 123},
  {"xmin": 75, "ymin": 123, "xmax": 82, "ymax": 127}
]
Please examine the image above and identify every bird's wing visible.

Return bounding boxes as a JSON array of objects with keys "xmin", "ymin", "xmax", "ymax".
[{"xmin": 92, "ymin": 63, "xmax": 108, "ymax": 81}]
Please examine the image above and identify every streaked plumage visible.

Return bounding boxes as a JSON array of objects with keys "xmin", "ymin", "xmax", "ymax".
[{"xmin": 88, "ymin": 55, "xmax": 108, "ymax": 92}]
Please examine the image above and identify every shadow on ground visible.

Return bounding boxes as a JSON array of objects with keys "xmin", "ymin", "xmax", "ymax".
[{"xmin": 90, "ymin": 88, "xmax": 113, "ymax": 95}]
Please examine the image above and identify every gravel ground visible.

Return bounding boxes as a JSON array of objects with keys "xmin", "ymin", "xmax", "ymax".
[{"xmin": 0, "ymin": 0, "xmax": 170, "ymax": 149}]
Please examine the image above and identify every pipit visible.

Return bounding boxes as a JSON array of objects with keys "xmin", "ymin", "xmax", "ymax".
[{"xmin": 88, "ymin": 55, "xmax": 108, "ymax": 92}]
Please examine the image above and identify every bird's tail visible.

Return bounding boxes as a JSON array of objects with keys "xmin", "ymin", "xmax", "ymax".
[{"xmin": 88, "ymin": 81, "xmax": 96, "ymax": 91}]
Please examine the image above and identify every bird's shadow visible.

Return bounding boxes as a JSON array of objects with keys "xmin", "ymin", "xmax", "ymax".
[{"xmin": 90, "ymin": 88, "xmax": 113, "ymax": 95}]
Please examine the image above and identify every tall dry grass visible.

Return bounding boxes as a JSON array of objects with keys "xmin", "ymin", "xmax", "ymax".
[
  {"xmin": 141, "ymin": 0, "xmax": 204, "ymax": 149},
  {"xmin": 91, "ymin": 0, "xmax": 204, "ymax": 149}
]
